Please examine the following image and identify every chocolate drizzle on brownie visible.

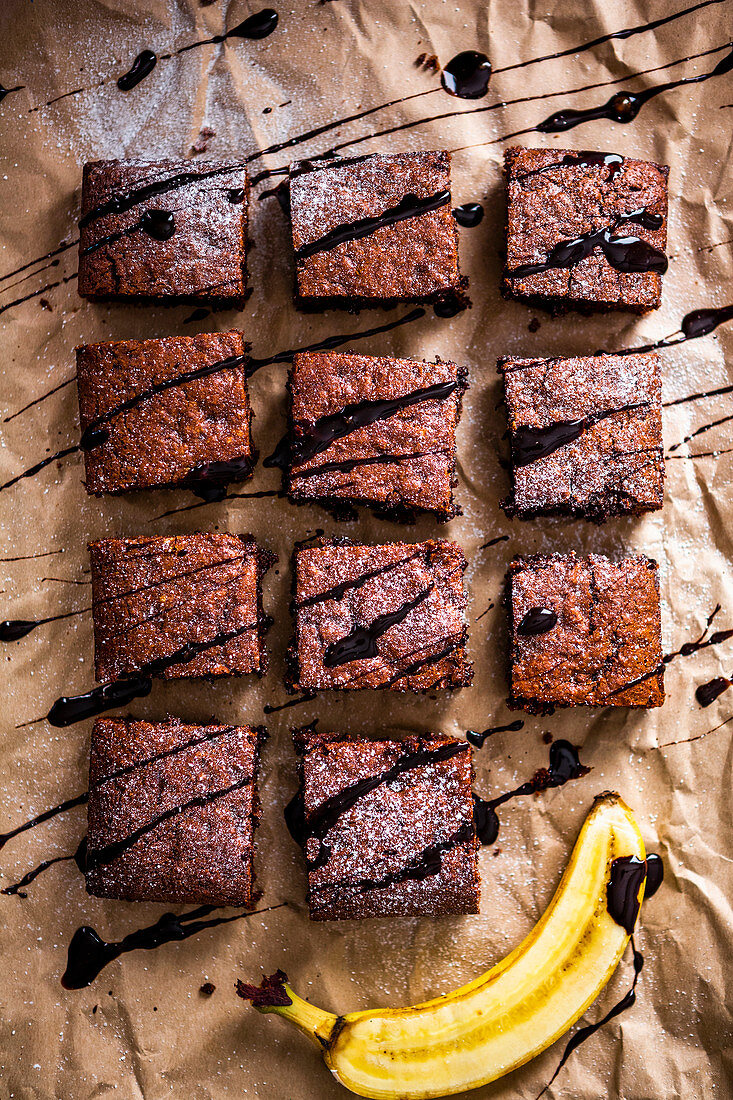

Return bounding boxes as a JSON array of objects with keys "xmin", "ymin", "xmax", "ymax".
[
  {"xmin": 509, "ymin": 209, "xmax": 667, "ymax": 279},
  {"xmin": 46, "ymin": 619, "xmax": 261, "ymax": 727},
  {"xmin": 266, "ymin": 380, "xmax": 457, "ymax": 470},
  {"xmin": 295, "ymin": 189, "xmax": 451, "ymax": 260},
  {"xmin": 84, "ymin": 775, "xmax": 254, "ymax": 873},
  {"xmin": 510, "ymin": 401, "xmax": 649, "ymax": 466},
  {"xmin": 141, "ymin": 209, "xmax": 176, "ymax": 241},
  {"xmin": 285, "ymin": 740, "xmax": 469, "ymax": 871},
  {"xmin": 517, "ymin": 607, "xmax": 558, "ymax": 636},
  {"xmin": 323, "ymin": 585, "xmax": 433, "ymax": 667}
]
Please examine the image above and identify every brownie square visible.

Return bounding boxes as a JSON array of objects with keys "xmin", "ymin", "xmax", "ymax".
[
  {"xmin": 78, "ymin": 159, "xmax": 248, "ymax": 305},
  {"xmin": 76, "ymin": 331, "xmax": 255, "ymax": 497},
  {"xmin": 86, "ymin": 718, "xmax": 263, "ymax": 906},
  {"xmin": 292, "ymin": 728, "xmax": 480, "ymax": 921},
  {"xmin": 280, "ymin": 351, "xmax": 467, "ymax": 520},
  {"xmin": 288, "ymin": 538, "xmax": 473, "ymax": 693},
  {"xmin": 508, "ymin": 553, "xmax": 664, "ymax": 711},
  {"xmin": 500, "ymin": 351, "xmax": 663, "ymax": 520},
  {"xmin": 502, "ymin": 147, "xmax": 669, "ymax": 314},
  {"xmin": 89, "ymin": 533, "xmax": 274, "ymax": 682},
  {"xmin": 289, "ymin": 151, "xmax": 465, "ymax": 309}
]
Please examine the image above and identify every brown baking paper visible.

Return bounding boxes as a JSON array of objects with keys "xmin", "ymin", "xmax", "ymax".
[{"xmin": 1, "ymin": 0, "xmax": 732, "ymax": 1096}]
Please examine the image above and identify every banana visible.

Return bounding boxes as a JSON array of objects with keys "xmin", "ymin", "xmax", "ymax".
[{"xmin": 238, "ymin": 792, "xmax": 647, "ymax": 1100}]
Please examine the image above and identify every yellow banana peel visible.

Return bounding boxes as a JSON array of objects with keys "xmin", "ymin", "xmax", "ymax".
[{"xmin": 239, "ymin": 791, "xmax": 647, "ymax": 1099}]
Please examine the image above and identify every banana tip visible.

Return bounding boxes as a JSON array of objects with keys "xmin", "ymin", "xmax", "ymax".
[{"xmin": 236, "ymin": 970, "xmax": 292, "ymax": 1008}]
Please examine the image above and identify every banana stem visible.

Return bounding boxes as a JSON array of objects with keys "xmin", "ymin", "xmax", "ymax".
[{"xmin": 258, "ymin": 985, "xmax": 339, "ymax": 1050}]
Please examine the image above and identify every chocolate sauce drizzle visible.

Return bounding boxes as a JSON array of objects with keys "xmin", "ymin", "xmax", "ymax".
[
  {"xmin": 536, "ymin": 43, "xmax": 733, "ymax": 133},
  {"xmin": 62, "ymin": 902, "xmax": 283, "ymax": 990},
  {"xmin": 1, "ymin": 600, "xmax": 90, "ymax": 641},
  {"xmin": 536, "ymin": 940, "xmax": 644, "ymax": 1100},
  {"xmin": 472, "ymin": 741, "xmax": 589, "ymax": 846},
  {"xmin": 297, "ymin": 550, "xmax": 424, "ymax": 610},
  {"xmin": 285, "ymin": 740, "xmax": 468, "ymax": 872},
  {"xmin": 517, "ymin": 607, "xmax": 558, "ymax": 637},
  {"xmin": 452, "ymin": 202, "xmax": 484, "ymax": 227},
  {"xmin": 295, "ymin": 190, "xmax": 451, "ymax": 261},
  {"xmin": 440, "ymin": 51, "xmax": 492, "ymax": 99},
  {"xmin": 466, "ymin": 719, "xmax": 524, "ymax": 749},
  {"xmin": 0, "ymin": 83, "xmax": 24, "ymax": 105},
  {"xmin": 266, "ymin": 379, "xmax": 457, "ymax": 471},
  {"xmin": 509, "ymin": 209, "xmax": 667, "ymax": 280},
  {"xmin": 117, "ymin": 50, "xmax": 157, "ymax": 91},
  {"xmin": 3, "ymin": 836, "xmax": 87, "ymax": 898},
  {"xmin": 537, "ymin": 851, "xmax": 663, "ymax": 1097},
  {"xmin": 45, "ymin": 619, "xmax": 260, "ymax": 727},
  {"xmin": 323, "ymin": 585, "xmax": 433, "ymax": 667},
  {"xmin": 518, "ymin": 151, "xmax": 625, "ymax": 182},
  {"xmin": 0, "ymin": 791, "xmax": 88, "ymax": 851}
]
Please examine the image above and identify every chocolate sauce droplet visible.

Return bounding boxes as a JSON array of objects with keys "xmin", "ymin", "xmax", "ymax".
[
  {"xmin": 226, "ymin": 10, "xmax": 279, "ymax": 41},
  {"xmin": 227, "ymin": 187, "xmax": 246, "ymax": 203},
  {"xmin": 441, "ymin": 50, "xmax": 492, "ymax": 98},
  {"xmin": 141, "ymin": 209, "xmax": 176, "ymax": 241},
  {"xmin": 466, "ymin": 719, "xmax": 524, "ymax": 749},
  {"xmin": 607, "ymin": 854, "xmax": 646, "ymax": 933},
  {"xmin": 518, "ymin": 607, "xmax": 558, "ymax": 636},
  {"xmin": 432, "ymin": 296, "xmax": 466, "ymax": 318},
  {"xmin": 695, "ymin": 675, "xmax": 731, "ymax": 706},
  {"xmin": 0, "ymin": 618, "xmax": 40, "ymax": 641},
  {"xmin": 644, "ymin": 854, "xmax": 664, "ymax": 899},
  {"xmin": 47, "ymin": 677, "xmax": 153, "ymax": 728},
  {"xmin": 117, "ymin": 50, "xmax": 157, "ymax": 91},
  {"xmin": 681, "ymin": 303, "xmax": 733, "ymax": 340},
  {"xmin": 452, "ymin": 202, "xmax": 484, "ymax": 227}
]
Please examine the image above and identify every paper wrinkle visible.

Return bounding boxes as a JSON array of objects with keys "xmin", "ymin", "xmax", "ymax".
[{"xmin": 1, "ymin": 0, "xmax": 732, "ymax": 1097}]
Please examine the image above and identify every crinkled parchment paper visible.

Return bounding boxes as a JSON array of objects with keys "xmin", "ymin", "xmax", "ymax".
[{"xmin": 0, "ymin": 1, "xmax": 731, "ymax": 1097}]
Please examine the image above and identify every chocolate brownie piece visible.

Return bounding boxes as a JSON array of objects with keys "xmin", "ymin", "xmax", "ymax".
[
  {"xmin": 76, "ymin": 331, "xmax": 255, "ymax": 497},
  {"xmin": 278, "ymin": 351, "xmax": 467, "ymax": 520},
  {"xmin": 291, "ymin": 727, "xmax": 480, "ymax": 921},
  {"xmin": 508, "ymin": 553, "xmax": 664, "ymax": 711},
  {"xmin": 86, "ymin": 717, "xmax": 263, "ymax": 906},
  {"xmin": 500, "ymin": 351, "xmax": 663, "ymax": 520},
  {"xmin": 78, "ymin": 159, "xmax": 248, "ymax": 305},
  {"xmin": 502, "ymin": 147, "xmax": 669, "ymax": 314},
  {"xmin": 289, "ymin": 151, "xmax": 466, "ymax": 309},
  {"xmin": 288, "ymin": 538, "xmax": 473, "ymax": 693},
  {"xmin": 89, "ymin": 533, "xmax": 274, "ymax": 682}
]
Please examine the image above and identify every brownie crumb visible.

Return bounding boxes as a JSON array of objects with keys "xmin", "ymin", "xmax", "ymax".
[
  {"xmin": 191, "ymin": 127, "xmax": 216, "ymax": 156},
  {"xmin": 527, "ymin": 317, "xmax": 540, "ymax": 332}
]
